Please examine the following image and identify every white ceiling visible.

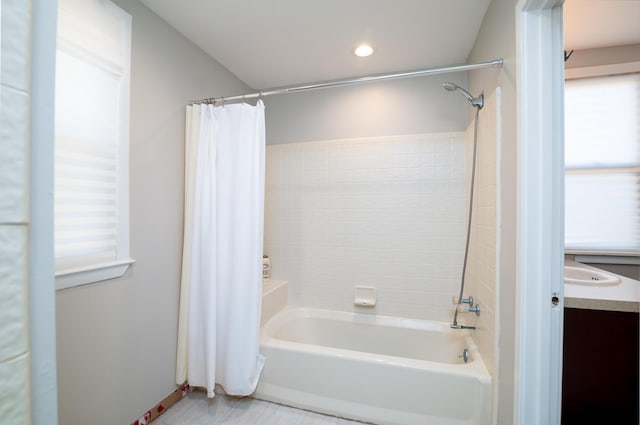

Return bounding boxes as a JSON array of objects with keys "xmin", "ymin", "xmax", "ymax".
[
  {"xmin": 139, "ymin": 0, "xmax": 492, "ymax": 90},
  {"xmin": 564, "ymin": 0, "xmax": 640, "ymax": 51},
  {"xmin": 140, "ymin": 0, "xmax": 640, "ymax": 91}
]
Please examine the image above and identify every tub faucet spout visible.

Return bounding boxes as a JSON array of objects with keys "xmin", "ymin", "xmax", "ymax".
[{"xmin": 450, "ymin": 323, "xmax": 476, "ymax": 330}]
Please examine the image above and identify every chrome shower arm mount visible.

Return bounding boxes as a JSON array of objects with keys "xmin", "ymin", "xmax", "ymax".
[{"xmin": 442, "ymin": 82, "xmax": 484, "ymax": 109}]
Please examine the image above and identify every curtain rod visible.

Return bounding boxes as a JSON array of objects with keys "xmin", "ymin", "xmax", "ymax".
[{"xmin": 189, "ymin": 58, "xmax": 503, "ymax": 105}]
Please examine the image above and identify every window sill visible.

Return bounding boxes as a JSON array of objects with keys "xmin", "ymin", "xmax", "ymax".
[
  {"xmin": 55, "ymin": 259, "xmax": 136, "ymax": 290},
  {"xmin": 565, "ymin": 251, "xmax": 639, "ymax": 266}
]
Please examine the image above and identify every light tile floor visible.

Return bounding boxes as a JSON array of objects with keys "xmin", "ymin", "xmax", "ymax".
[{"xmin": 156, "ymin": 391, "xmax": 371, "ymax": 425}]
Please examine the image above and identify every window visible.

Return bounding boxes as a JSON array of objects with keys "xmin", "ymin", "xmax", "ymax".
[
  {"xmin": 564, "ymin": 73, "xmax": 640, "ymax": 254},
  {"xmin": 54, "ymin": 0, "xmax": 133, "ymax": 289}
]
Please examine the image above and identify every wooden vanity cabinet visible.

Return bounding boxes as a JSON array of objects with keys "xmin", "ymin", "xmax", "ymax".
[{"xmin": 562, "ymin": 307, "xmax": 639, "ymax": 425}]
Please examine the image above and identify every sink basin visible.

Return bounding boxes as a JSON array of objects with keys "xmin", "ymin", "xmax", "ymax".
[{"xmin": 564, "ymin": 266, "xmax": 621, "ymax": 285}]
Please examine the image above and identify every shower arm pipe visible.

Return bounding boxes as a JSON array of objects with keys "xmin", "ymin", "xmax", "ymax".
[
  {"xmin": 189, "ymin": 59, "xmax": 503, "ymax": 104},
  {"xmin": 452, "ymin": 105, "xmax": 481, "ymax": 329}
]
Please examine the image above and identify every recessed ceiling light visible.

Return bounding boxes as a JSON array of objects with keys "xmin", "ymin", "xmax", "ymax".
[{"xmin": 354, "ymin": 44, "xmax": 374, "ymax": 57}]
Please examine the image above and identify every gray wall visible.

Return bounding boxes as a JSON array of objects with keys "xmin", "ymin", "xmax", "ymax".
[
  {"xmin": 467, "ymin": 0, "xmax": 517, "ymax": 423},
  {"xmin": 265, "ymin": 72, "xmax": 469, "ymax": 144},
  {"xmin": 54, "ymin": 1, "xmax": 250, "ymax": 424}
]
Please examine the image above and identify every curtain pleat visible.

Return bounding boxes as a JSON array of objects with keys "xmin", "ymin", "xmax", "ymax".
[
  {"xmin": 176, "ymin": 101, "xmax": 265, "ymax": 397},
  {"xmin": 175, "ymin": 105, "xmax": 201, "ymax": 385}
]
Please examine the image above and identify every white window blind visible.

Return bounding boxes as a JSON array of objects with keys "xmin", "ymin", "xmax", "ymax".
[
  {"xmin": 564, "ymin": 73, "xmax": 640, "ymax": 253},
  {"xmin": 54, "ymin": 0, "xmax": 132, "ymax": 286}
]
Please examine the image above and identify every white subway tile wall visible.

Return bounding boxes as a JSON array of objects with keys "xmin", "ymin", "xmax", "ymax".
[
  {"xmin": 465, "ymin": 89, "xmax": 500, "ymax": 378},
  {"xmin": 0, "ymin": 0, "xmax": 31, "ymax": 223},
  {"xmin": 0, "ymin": 226, "xmax": 28, "ymax": 361},
  {"xmin": 0, "ymin": 85, "xmax": 30, "ymax": 221},
  {"xmin": 0, "ymin": 354, "xmax": 31, "ymax": 424},
  {"xmin": 265, "ymin": 132, "xmax": 467, "ymax": 322},
  {"xmin": 0, "ymin": 0, "xmax": 33, "ymax": 423},
  {"xmin": 0, "ymin": 0, "xmax": 31, "ymax": 93}
]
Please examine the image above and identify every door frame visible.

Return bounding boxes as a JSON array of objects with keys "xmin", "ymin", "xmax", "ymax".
[
  {"xmin": 30, "ymin": 0, "xmax": 59, "ymax": 423},
  {"xmin": 515, "ymin": 0, "xmax": 565, "ymax": 424}
]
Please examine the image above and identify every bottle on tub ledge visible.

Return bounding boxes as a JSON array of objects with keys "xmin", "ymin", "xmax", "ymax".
[{"xmin": 262, "ymin": 255, "xmax": 271, "ymax": 279}]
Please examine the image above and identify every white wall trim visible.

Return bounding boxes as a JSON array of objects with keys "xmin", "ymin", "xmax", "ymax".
[
  {"xmin": 55, "ymin": 259, "xmax": 135, "ymax": 290},
  {"xmin": 564, "ymin": 60, "xmax": 640, "ymax": 79},
  {"xmin": 29, "ymin": 0, "xmax": 59, "ymax": 423},
  {"xmin": 515, "ymin": 1, "xmax": 565, "ymax": 424}
]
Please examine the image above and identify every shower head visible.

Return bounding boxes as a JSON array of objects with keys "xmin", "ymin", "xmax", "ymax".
[
  {"xmin": 442, "ymin": 82, "xmax": 484, "ymax": 109},
  {"xmin": 442, "ymin": 81, "xmax": 460, "ymax": 92}
]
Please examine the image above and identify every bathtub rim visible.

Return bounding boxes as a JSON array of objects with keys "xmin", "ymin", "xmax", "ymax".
[{"xmin": 261, "ymin": 278, "xmax": 287, "ymax": 296}]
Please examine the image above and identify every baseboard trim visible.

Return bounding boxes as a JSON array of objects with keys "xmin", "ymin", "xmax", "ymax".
[{"xmin": 131, "ymin": 384, "xmax": 190, "ymax": 425}]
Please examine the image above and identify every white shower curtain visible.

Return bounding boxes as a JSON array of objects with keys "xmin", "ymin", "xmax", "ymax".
[{"xmin": 176, "ymin": 101, "xmax": 266, "ymax": 398}]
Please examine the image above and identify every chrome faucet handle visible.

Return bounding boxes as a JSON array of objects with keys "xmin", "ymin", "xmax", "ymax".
[
  {"xmin": 466, "ymin": 305, "xmax": 480, "ymax": 316},
  {"xmin": 452, "ymin": 296, "xmax": 474, "ymax": 306},
  {"xmin": 456, "ymin": 304, "xmax": 481, "ymax": 316}
]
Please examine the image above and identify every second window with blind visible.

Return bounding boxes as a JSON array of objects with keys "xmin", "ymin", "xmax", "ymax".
[
  {"xmin": 564, "ymin": 72, "xmax": 640, "ymax": 255},
  {"xmin": 54, "ymin": 0, "xmax": 133, "ymax": 289}
]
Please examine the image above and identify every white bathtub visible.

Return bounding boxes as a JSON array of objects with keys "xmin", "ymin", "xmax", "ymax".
[{"xmin": 255, "ymin": 306, "xmax": 491, "ymax": 425}]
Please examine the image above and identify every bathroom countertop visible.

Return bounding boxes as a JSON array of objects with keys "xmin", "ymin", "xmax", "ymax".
[{"xmin": 564, "ymin": 260, "xmax": 639, "ymax": 313}]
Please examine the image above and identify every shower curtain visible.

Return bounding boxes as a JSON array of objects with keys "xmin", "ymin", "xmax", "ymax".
[{"xmin": 176, "ymin": 101, "xmax": 266, "ymax": 398}]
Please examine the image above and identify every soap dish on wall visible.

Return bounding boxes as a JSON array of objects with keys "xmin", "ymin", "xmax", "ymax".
[{"xmin": 354, "ymin": 286, "xmax": 376, "ymax": 307}]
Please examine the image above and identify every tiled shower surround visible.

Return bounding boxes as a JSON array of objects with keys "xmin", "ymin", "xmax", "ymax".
[
  {"xmin": 465, "ymin": 89, "xmax": 500, "ymax": 379},
  {"xmin": 264, "ymin": 132, "xmax": 468, "ymax": 322}
]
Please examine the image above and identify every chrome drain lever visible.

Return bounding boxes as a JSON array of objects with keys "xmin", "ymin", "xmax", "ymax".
[{"xmin": 459, "ymin": 349, "xmax": 469, "ymax": 363}]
